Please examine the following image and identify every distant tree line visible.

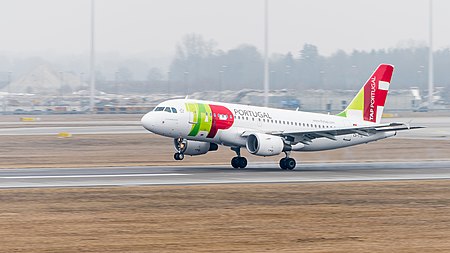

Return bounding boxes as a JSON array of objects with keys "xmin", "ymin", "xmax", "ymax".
[
  {"xmin": 2, "ymin": 33, "xmax": 449, "ymax": 95},
  {"xmin": 167, "ymin": 33, "xmax": 450, "ymax": 94}
]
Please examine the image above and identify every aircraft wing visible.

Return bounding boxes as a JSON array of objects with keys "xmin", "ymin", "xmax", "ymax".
[{"xmin": 269, "ymin": 123, "xmax": 424, "ymax": 145}]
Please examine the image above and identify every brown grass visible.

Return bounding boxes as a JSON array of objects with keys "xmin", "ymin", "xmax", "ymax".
[
  {"xmin": 0, "ymin": 134, "xmax": 448, "ymax": 169},
  {"xmin": 1, "ymin": 181, "xmax": 450, "ymax": 252}
]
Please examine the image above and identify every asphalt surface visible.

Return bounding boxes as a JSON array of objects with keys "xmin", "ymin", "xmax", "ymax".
[{"xmin": 1, "ymin": 161, "xmax": 450, "ymax": 188}]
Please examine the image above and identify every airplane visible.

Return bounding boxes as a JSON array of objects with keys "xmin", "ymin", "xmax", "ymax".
[{"xmin": 141, "ymin": 64, "xmax": 422, "ymax": 170}]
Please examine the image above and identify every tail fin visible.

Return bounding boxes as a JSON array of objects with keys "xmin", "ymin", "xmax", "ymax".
[{"xmin": 337, "ymin": 64, "xmax": 394, "ymax": 124}]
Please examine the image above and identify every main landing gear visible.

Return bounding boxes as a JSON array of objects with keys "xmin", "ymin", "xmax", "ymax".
[
  {"xmin": 231, "ymin": 147, "xmax": 247, "ymax": 169},
  {"xmin": 279, "ymin": 152, "xmax": 296, "ymax": 170}
]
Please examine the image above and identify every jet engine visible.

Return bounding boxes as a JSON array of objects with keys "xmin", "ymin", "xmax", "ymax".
[
  {"xmin": 245, "ymin": 133, "xmax": 284, "ymax": 156},
  {"xmin": 174, "ymin": 138, "xmax": 218, "ymax": 156}
]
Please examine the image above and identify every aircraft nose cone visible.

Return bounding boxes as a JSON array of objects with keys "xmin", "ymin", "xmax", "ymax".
[{"xmin": 141, "ymin": 112, "xmax": 155, "ymax": 132}]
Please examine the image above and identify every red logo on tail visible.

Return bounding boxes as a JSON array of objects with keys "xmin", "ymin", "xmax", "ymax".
[{"xmin": 363, "ymin": 64, "xmax": 393, "ymax": 123}]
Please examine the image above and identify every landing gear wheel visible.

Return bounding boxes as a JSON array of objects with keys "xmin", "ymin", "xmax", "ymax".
[
  {"xmin": 174, "ymin": 152, "xmax": 184, "ymax": 161},
  {"xmin": 231, "ymin": 157, "xmax": 239, "ymax": 168},
  {"xmin": 237, "ymin": 157, "xmax": 247, "ymax": 169},
  {"xmin": 231, "ymin": 156, "xmax": 247, "ymax": 169},
  {"xmin": 285, "ymin": 158, "xmax": 296, "ymax": 170},
  {"xmin": 230, "ymin": 147, "xmax": 247, "ymax": 169},
  {"xmin": 279, "ymin": 158, "xmax": 287, "ymax": 170}
]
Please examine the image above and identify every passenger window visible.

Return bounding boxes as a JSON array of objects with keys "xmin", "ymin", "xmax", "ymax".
[
  {"xmin": 171, "ymin": 107, "xmax": 177, "ymax": 113},
  {"xmin": 164, "ymin": 107, "xmax": 172, "ymax": 113}
]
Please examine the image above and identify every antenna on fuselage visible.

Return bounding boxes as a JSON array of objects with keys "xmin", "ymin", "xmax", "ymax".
[
  {"xmin": 185, "ymin": 95, "xmax": 189, "ymax": 99},
  {"xmin": 296, "ymin": 107, "xmax": 299, "ymax": 111}
]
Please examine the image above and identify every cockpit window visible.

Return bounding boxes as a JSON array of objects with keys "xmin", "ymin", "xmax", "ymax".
[
  {"xmin": 171, "ymin": 107, "xmax": 177, "ymax": 113},
  {"xmin": 164, "ymin": 107, "xmax": 172, "ymax": 113},
  {"xmin": 154, "ymin": 107, "xmax": 164, "ymax": 111}
]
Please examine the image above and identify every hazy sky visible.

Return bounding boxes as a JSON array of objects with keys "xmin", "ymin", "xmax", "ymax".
[{"xmin": 1, "ymin": 0, "xmax": 449, "ymax": 57}]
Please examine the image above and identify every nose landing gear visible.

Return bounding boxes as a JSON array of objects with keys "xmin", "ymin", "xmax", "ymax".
[
  {"xmin": 279, "ymin": 152, "xmax": 296, "ymax": 170},
  {"xmin": 231, "ymin": 147, "xmax": 247, "ymax": 169},
  {"xmin": 174, "ymin": 152, "xmax": 184, "ymax": 161},
  {"xmin": 173, "ymin": 137, "xmax": 186, "ymax": 161}
]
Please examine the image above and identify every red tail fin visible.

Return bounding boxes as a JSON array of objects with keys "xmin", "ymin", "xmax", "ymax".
[
  {"xmin": 363, "ymin": 64, "xmax": 393, "ymax": 123},
  {"xmin": 337, "ymin": 64, "xmax": 394, "ymax": 124}
]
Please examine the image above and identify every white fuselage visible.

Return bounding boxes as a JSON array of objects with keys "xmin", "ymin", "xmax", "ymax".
[{"xmin": 141, "ymin": 99, "xmax": 394, "ymax": 152}]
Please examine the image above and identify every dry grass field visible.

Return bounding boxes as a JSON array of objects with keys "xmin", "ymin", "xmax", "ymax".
[
  {"xmin": 1, "ymin": 114, "xmax": 450, "ymax": 252},
  {"xmin": 0, "ymin": 133, "xmax": 449, "ymax": 169},
  {"xmin": 1, "ymin": 181, "xmax": 450, "ymax": 252}
]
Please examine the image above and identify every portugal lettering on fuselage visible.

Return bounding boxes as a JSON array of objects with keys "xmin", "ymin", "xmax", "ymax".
[{"xmin": 234, "ymin": 109, "xmax": 272, "ymax": 119}]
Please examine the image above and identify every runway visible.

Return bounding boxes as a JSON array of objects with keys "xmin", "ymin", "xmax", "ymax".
[{"xmin": 1, "ymin": 160, "xmax": 450, "ymax": 188}]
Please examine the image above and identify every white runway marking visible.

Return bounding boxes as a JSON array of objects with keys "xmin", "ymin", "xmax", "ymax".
[{"xmin": 0, "ymin": 173, "xmax": 190, "ymax": 179}]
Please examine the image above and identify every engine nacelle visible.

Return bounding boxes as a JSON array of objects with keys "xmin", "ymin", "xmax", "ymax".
[
  {"xmin": 246, "ymin": 133, "xmax": 284, "ymax": 156},
  {"xmin": 174, "ymin": 138, "xmax": 218, "ymax": 156}
]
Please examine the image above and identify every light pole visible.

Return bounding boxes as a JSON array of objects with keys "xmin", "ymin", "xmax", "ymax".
[
  {"xmin": 183, "ymin": 71, "xmax": 189, "ymax": 95},
  {"xmin": 284, "ymin": 65, "xmax": 291, "ymax": 88},
  {"xmin": 263, "ymin": 0, "xmax": 270, "ymax": 107},
  {"xmin": 80, "ymin": 72, "xmax": 84, "ymax": 87},
  {"xmin": 270, "ymin": 70, "xmax": 276, "ymax": 88},
  {"xmin": 351, "ymin": 65, "xmax": 358, "ymax": 90},
  {"xmin": 219, "ymin": 65, "xmax": 227, "ymax": 101},
  {"xmin": 319, "ymin": 70, "xmax": 325, "ymax": 89},
  {"xmin": 7, "ymin": 71, "xmax": 11, "ymax": 94},
  {"xmin": 219, "ymin": 70, "xmax": 224, "ymax": 101},
  {"xmin": 59, "ymin": 71, "xmax": 64, "ymax": 97},
  {"xmin": 114, "ymin": 71, "xmax": 119, "ymax": 95},
  {"xmin": 89, "ymin": 0, "xmax": 96, "ymax": 113},
  {"xmin": 417, "ymin": 65, "xmax": 425, "ymax": 87},
  {"xmin": 5, "ymin": 71, "xmax": 12, "ymax": 113},
  {"xmin": 428, "ymin": 0, "xmax": 434, "ymax": 110},
  {"xmin": 167, "ymin": 71, "xmax": 171, "ymax": 96}
]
